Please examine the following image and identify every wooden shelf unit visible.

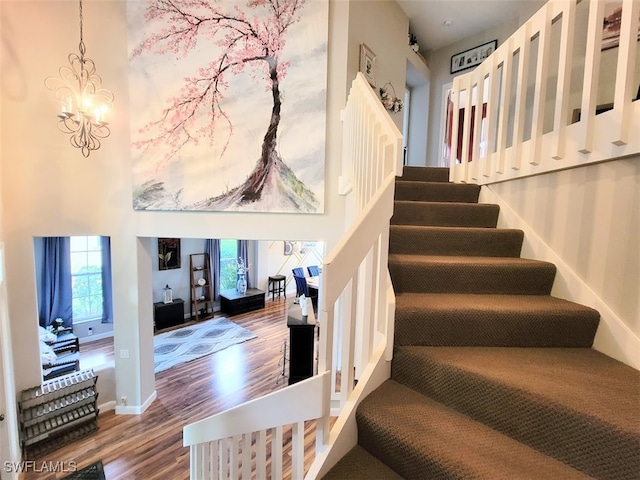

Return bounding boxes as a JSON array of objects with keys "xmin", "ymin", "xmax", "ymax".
[
  {"xmin": 19, "ymin": 369, "xmax": 99, "ymax": 460},
  {"xmin": 189, "ymin": 253, "xmax": 214, "ymax": 322}
]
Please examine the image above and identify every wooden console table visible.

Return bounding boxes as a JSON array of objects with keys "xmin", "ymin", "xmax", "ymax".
[{"xmin": 220, "ymin": 288, "xmax": 265, "ymax": 316}]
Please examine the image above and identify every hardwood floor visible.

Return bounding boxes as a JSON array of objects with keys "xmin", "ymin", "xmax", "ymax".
[{"xmin": 21, "ymin": 296, "xmax": 321, "ymax": 480}]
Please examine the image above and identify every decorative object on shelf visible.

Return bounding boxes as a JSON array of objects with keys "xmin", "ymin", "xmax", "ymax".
[
  {"xmin": 197, "ymin": 277, "xmax": 206, "ymax": 286},
  {"xmin": 379, "ymin": 83, "xmax": 404, "ymax": 113},
  {"xmin": 236, "ymin": 257, "xmax": 249, "ymax": 294},
  {"xmin": 450, "ymin": 39, "xmax": 497, "ymax": 74},
  {"xmin": 44, "ymin": 0, "xmax": 114, "ymax": 157},
  {"xmin": 163, "ymin": 284, "xmax": 173, "ymax": 304},
  {"xmin": 408, "ymin": 32, "xmax": 419, "ymax": 52},
  {"xmin": 52, "ymin": 318, "xmax": 65, "ymax": 333},
  {"xmin": 359, "ymin": 43, "xmax": 377, "ymax": 87},
  {"xmin": 158, "ymin": 238, "xmax": 180, "ymax": 270}
]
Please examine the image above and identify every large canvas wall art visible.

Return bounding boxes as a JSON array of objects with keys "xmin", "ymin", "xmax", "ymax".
[{"xmin": 127, "ymin": 0, "xmax": 329, "ymax": 213}]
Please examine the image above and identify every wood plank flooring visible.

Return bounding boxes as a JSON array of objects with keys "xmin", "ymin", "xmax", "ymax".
[{"xmin": 21, "ymin": 296, "xmax": 324, "ymax": 480}]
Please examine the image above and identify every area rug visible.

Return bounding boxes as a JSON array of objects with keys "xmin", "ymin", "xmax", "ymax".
[
  {"xmin": 61, "ymin": 461, "xmax": 105, "ymax": 480},
  {"xmin": 154, "ymin": 317, "xmax": 256, "ymax": 373}
]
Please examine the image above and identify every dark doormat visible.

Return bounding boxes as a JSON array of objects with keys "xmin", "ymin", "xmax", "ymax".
[{"xmin": 61, "ymin": 461, "xmax": 106, "ymax": 480}]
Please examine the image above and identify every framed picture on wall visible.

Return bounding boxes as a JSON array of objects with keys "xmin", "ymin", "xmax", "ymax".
[
  {"xmin": 158, "ymin": 238, "xmax": 181, "ymax": 270},
  {"xmin": 601, "ymin": 3, "xmax": 640, "ymax": 51},
  {"xmin": 284, "ymin": 241, "xmax": 294, "ymax": 256},
  {"xmin": 450, "ymin": 40, "xmax": 497, "ymax": 74},
  {"xmin": 359, "ymin": 43, "xmax": 377, "ymax": 87}
]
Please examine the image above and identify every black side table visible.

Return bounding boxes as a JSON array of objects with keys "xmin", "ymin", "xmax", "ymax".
[{"xmin": 154, "ymin": 298, "xmax": 185, "ymax": 331}]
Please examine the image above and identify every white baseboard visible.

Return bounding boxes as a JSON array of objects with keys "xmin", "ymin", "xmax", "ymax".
[
  {"xmin": 99, "ymin": 400, "xmax": 116, "ymax": 413},
  {"xmin": 115, "ymin": 390, "xmax": 157, "ymax": 415},
  {"xmin": 480, "ymin": 187, "xmax": 640, "ymax": 371},
  {"xmin": 79, "ymin": 331, "xmax": 114, "ymax": 344}
]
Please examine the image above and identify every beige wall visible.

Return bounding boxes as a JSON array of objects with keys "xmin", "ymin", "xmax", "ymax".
[{"xmin": 348, "ymin": 0, "xmax": 409, "ymax": 133}]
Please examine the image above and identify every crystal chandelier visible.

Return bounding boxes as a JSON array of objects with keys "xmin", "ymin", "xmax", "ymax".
[{"xmin": 45, "ymin": 0, "xmax": 114, "ymax": 157}]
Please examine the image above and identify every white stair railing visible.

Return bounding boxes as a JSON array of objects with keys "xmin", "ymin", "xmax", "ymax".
[
  {"xmin": 183, "ymin": 72, "xmax": 402, "ymax": 479},
  {"xmin": 450, "ymin": 0, "xmax": 640, "ymax": 185}
]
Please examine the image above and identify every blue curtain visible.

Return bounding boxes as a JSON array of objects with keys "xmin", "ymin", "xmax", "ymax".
[
  {"xmin": 205, "ymin": 239, "xmax": 221, "ymax": 300},
  {"xmin": 101, "ymin": 236, "xmax": 113, "ymax": 323},
  {"xmin": 239, "ymin": 240, "xmax": 250, "ymax": 288},
  {"xmin": 38, "ymin": 237, "xmax": 73, "ymax": 328}
]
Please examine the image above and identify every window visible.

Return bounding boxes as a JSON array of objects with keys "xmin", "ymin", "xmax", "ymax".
[
  {"xmin": 70, "ymin": 236, "xmax": 103, "ymax": 321},
  {"xmin": 219, "ymin": 239, "xmax": 238, "ymax": 291}
]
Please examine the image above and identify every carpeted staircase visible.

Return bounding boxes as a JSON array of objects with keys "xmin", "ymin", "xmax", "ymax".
[{"xmin": 324, "ymin": 167, "xmax": 640, "ymax": 480}]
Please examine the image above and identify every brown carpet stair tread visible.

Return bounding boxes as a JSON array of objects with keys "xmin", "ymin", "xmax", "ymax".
[
  {"xmin": 395, "ymin": 181, "xmax": 481, "ymax": 203},
  {"xmin": 391, "ymin": 347, "xmax": 640, "ymax": 478},
  {"xmin": 389, "ymin": 254, "xmax": 557, "ymax": 295},
  {"xmin": 356, "ymin": 380, "xmax": 593, "ymax": 480},
  {"xmin": 392, "ymin": 346, "xmax": 640, "ymax": 433},
  {"xmin": 321, "ymin": 445, "xmax": 404, "ymax": 480},
  {"xmin": 391, "ymin": 201, "xmax": 499, "ymax": 227},
  {"xmin": 399, "ymin": 165, "xmax": 450, "ymax": 182},
  {"xmin": 394, "ymin": 293, "xmax": 600, "ymax": 347},
  {"xmin": 389, "ymin": 225, "xmax": 524, "ymax": 257},
  {"xmin": 389, "ymin": 254, "xmax": 556, "ymax": 268}
]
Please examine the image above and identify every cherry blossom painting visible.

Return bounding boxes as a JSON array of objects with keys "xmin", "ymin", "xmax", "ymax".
[{"xmin": 127, "ymin": 0, "xmax": 328, "ymax": 212}]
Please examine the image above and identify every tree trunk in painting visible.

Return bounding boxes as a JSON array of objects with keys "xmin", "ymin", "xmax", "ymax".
[{"xmin": 241, "ymin": 57, "xmax": 282, "ymax": 203}]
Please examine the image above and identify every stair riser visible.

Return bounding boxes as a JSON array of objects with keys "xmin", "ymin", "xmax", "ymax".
[
  {"xmin": 400, "ymin": 166, "xmax": 450, "ymax": 183},
  {"xmin": 393, "ymin": 308, "xmax": 598, "ymax": 347},
  {"xmin": 392, "ymin": 349, "xmax": 640, "ymax": 479},
  {"xmin": 394, "ymin": 182, "xmax": 480, "ymax": 203},
  {"xmin": 389, "ymin": 261, "xmax": 556, "ymax": 295},
  {"xmin": 389, "ymin": 226, "xmax": 524, "ymax": 257},
  {"xmin": 391, "ymin": 202, "xmax": 499, "ymax": 227}
]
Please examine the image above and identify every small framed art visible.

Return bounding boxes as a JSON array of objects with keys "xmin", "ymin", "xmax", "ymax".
[
  {"xmin": 360, "ymin": 43, "xmax": 377, "ymax": 87},
  {"xmin": 158, "ymin": 238, "xmax": 181, "ymax": 270},
  {"xmin": 450, "ymin": 40, "xmax": 497, "ymax": 74}
]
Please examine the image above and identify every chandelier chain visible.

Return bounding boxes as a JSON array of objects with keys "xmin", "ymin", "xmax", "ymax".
[{"xmin": 78, "ymin": 0, "xmax": 86, "ymax": 58}]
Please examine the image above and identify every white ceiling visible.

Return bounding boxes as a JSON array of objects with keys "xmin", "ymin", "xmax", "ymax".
[{"xmin": 396, "ymin": 0, "xmax": 548, "ymax": 53}]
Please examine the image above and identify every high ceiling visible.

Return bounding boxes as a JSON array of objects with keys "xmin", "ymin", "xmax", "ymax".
[{"xmin": 396, "ymin": 0, "xmax": 548, "ymax": 53}]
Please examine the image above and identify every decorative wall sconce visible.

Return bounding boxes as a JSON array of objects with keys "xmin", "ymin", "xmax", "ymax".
[
  {"xmin": 379, "ymin": 83, "xmax": 404, "ymax": 113},
  {"xmin": 45, "ymin": 0, "xmax": 114, "ymax": 157}
]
